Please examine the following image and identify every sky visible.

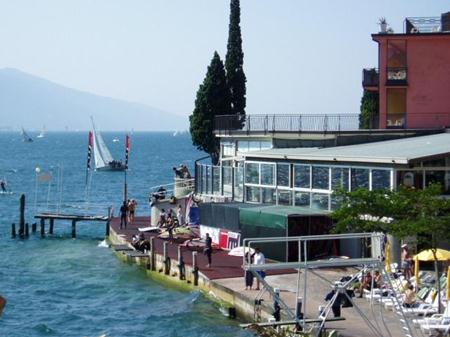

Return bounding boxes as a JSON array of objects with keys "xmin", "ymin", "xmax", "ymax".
[{"xmin": 0, "ymin": 0, "xmax": 448, "ymax": 118}]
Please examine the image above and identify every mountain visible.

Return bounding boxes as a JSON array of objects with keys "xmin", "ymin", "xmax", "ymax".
[{"xmin": 0, "ymin": 68, "xmax": 188, "ymax": 131}]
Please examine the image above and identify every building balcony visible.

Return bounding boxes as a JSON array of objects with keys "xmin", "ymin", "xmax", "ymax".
[
  {"xmin": 214, "ymin": 114, "xmax": 360, "ymax": 135},
  {"xmin": 362, "ymin": 68, "xmax": 379, "ymax": 89},
  {"xmin": 386, "ymin": 67, "xmax": 408, "ymax": 86}
]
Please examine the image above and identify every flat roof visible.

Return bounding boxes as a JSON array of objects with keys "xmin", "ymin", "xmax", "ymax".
[{"xmin": 242, "ymin": 133, "xmax": 450, "ymax": 165}]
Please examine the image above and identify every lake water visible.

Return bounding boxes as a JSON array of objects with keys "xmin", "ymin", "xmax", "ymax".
[{"xmin": 0, "ymin": 131, "xmax": 251, "ymax": 337}]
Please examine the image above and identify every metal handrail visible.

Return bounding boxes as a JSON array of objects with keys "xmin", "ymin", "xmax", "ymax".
[{"xmin": 214, "ymin": 114, "xmax": 360, "ymax": 134}]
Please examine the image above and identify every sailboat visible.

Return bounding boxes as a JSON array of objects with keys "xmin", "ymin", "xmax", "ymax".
[
  {"xmin": 37, "ymin": 126, "xmax": 46, "ymax": 138},
  {"xmin": 21, "ymin": 127, "xmax": 33, "ymax": 142},
  {"xmin": 90, "ymin": 118, "xmax": 125, "ymax": 171}
]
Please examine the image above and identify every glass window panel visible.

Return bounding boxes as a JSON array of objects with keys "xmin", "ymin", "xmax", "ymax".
[
  {"xmin": 222, "ymin": 166, "xmax": 232, "ymax": 197},
  {"xmin": 261, "ymin": 163, "xmax": 275, "ymax": 186},
  {"xmin": 205, "ymin": 165, "xmax": 212, "ymax": 194},
  {"xmin": 233, "ymin": 166, "xmax": 244, "ymax": 201},
  {"xmin": 262, "ymin": 188, "xmax": 275, "ymax": 204},
  {"xmin": 260, "ymin": 141, "xmax": 272, "ymax": 150},
  {"xmin": 294, "ymin": 192, "xmax": 310, "ymax": 207},
  {"xmin": 278, "ymin": 190, "xmax": 292, "ymax": 206},
  {"xmin": 237, "ymin": 141, "xmax": 249, "ymax": 153},
  {"xmin": 371, "ymin": 169, "xmax": 391, "ymax": 190},
  {"xmin": 311, "ymin": 193, "xmax": 329, "ymax": 211},
  {"xmin": 221, "ymin": 141, "xmax": 235, "ymax": 157},
  {"xmin": 245, "ymin": 163, "xmax": 259, "ymax": 184},
  {"xmin": 212, "ymin": 166, "xmax": 221, "ymax": 195},
  {"xmin": 246, "ymin": 186, "xmax": 261, "ymax": 203},
  {"xmin": 425, "ymin": 171, "xmax": 447, "ymax": 194},
  {"xmin": 277, "ymin": 163, "xmax": 290, "ymax": 187},
  {"xmin": 248, "ymin": 141, "xmax": 261, "ymax": 151},
  {"xmin": 294, "ymin": 165, "xmax": 310, "ymax": 188},
  {"xmin": 330, "ymin": 194, "xmax": 342, "ymax": 211},
  {"xmin": 351, "ymin": 168, "xmax": 369, "ymax": 190},
  {"xmin": 331, "ymin": 167, "xmax": 349, "ymax": 190},
  {"xmin": 312, "ymin": 166, "xmax": 330, "ymax": 190}
]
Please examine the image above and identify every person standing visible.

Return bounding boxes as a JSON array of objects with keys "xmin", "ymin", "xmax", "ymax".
[
  {"xmin": 253, "ymin": 247, "xmax": 266, "ymax": 290},
  {"xmin": 120, "ymin": 201, "xmax": 128, "ymax": 229},
  {"xmin": 176, "ymin": 205, "xmax": 184, "ymax": 226},
  {"xmin": 0, "ymin": 179, "xmax": 7, "ymax": 192},
  {"xmin": 204, "ymin": 233, "xmax": 212, "ymax": 268},
  {"xmin": 244, "ymin": 251, "xmax": 254, "ymax": 290},
  {"xmin": 401, "ymin": 244, "xmax": 413, "ymax": 280}
]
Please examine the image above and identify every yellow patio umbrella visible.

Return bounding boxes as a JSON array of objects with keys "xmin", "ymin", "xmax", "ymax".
[
  {"xmin": 414, "ymin": 248, "xmax": 450, "ymax": 262},
  {"xmin": 384, "ymin": 240, "xmax": 392, "ymax": 273},
  {"xmin": 414, "ymin": 248, "xmax": 450, "ymax": 313}
]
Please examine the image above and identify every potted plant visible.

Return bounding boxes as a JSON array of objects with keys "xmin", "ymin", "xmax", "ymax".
[{"xmin": 378, "ymin": 17, "xmax": 387, "ymax": 33}]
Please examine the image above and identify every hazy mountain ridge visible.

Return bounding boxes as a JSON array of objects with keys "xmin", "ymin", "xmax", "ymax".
[{"xmin": 0, "ymin": 68, "xmax": 188, "ymax": 131}]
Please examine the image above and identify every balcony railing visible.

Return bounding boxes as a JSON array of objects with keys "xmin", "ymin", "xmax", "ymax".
[
  {"xmin": 214, "ymin": 114, "xmax": 360, "ymax": 135},
  {"xmin": 404, "ymin": 16, "xmax": 442, "ymax": 34},
  {"xmin": 362, "ymin": 68, "xmax": 379, "ymax": 87},
  {"xmin": 386, "ymin": 67, "xmax": 407, "ymax": 85}
]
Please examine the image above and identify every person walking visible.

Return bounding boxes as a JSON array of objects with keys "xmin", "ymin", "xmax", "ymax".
[
  {"xmin": 120, "ymin": 201, "xmax": 128, "ymax": 229},
  {"xmin": 253, "ymin": 247, "xmax": 266, "ymax": 290},
  {"xmin": 204, "ymin": 233, "xmax": 212, "ymax": 268}
]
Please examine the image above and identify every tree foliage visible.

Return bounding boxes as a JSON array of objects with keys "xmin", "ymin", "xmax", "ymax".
[
  {"xmin": 332, "ymin": 184, "xmax": 450, "ymax": 251},
  {"xmin": 189, "ymin": 52, "xmax": 231, "ymax": 164},
  {"xmin": 359, "ymin": 89, "xmax": 379, "ymax": 129},
  {"xmin": 225, "ymin": 0, "xmax": 246, "ymax": 116}
]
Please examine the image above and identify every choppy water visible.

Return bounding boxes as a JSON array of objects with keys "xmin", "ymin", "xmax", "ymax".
[{"xmin": 0, "ymin": 132, "xmax": 251, "ymax": 337}]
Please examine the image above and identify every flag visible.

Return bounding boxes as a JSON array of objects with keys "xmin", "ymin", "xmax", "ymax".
[
  {"xmin": 125, "ymin": 135, "xmax": 131, "ymax": 169},
  {"xmin": 37, "ymin": 172, "xmax": 52, "ymax": 182},
  {"xmin": 86, "ymin": 131, "xmax": 93, "ymax": 170}
]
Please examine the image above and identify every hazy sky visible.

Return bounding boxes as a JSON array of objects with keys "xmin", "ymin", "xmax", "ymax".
[{"xmin": 0, "ymin": 0, "xmax": 448, "ymax": 117}]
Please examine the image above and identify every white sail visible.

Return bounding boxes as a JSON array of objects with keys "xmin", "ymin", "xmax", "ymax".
[
  {"xmin": 91, "ymin": 117, "xmax": 115, "ymax": 170},
  {"xmin": 21, "ymin": 127, "xmax": 33, "ymax": 142}
]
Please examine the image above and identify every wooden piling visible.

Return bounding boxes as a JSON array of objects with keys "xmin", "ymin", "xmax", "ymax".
[
  {"xmin": 40, "ymin": 218, "xmax": 45, "ymax": 237},
  {"xmin": 192, "ymin": 251, "xmax": 199, "ymax": 286},
  {"xmin": 25, "ymin": 223, "xmax": 29, "ymax": 237},
  {"xmin": 19, "ymin": 194, "xmax": 25, "ymax": 237},
  {"xmin": 163, "ymin": 241, "xmax": 170, "ymax": 275},
  {"xmin": 149, "ymin": 237, "xmax": 155, "ymax": 271},
  {"xmin": 71, "ymin": 220, "xmax": 76, "ymax": 238},
  {"xmin": 32, "ymin": 222, "xmax": 37, "ymax": 233},
  {"xmin": 178, "ymin": 245, "xmax": 185, "ymax": 280},
  {"xmin": 49, "ymin": 219, "xmax": 54, "ymax": 234},
  {"xmin": 11, "ymin": 223, "xmax": 16, "ymax": 238}
]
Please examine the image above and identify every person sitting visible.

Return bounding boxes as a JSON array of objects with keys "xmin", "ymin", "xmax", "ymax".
[
  {"xmin": 358, "ymin": 271, "xmax": 372, "ymax": 298},
  {"xmin": 373, "ymin": 270, "xmax": 382, "ymax": 288},
  {"xmin": 403, "ymin": 285, "xmax": 417, "ymax": 308},
  {"xmin": 180, "ymin": 165, "xmax": 191, "ymax": 179},
  {"xmin": 158, "ymin": 209, "xmax": 167, "ymax": 227}
]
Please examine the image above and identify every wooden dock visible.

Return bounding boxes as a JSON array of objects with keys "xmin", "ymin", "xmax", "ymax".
[{"xmin": 34, "ymin": 212, "xmax": 110, "ymax": 238}]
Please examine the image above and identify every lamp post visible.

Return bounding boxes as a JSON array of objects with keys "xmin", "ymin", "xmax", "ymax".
[{"xmin": 34, "ymin": 167, "xmax": 41, "ymax": 214}]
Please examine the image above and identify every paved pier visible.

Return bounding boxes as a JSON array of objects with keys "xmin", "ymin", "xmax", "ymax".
[{"xmin": 110, "ymin": 216, "xmax": 409, "ymax": 337}]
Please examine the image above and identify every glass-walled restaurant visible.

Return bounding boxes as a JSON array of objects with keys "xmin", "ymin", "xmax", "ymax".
[{"xmin": 196, "ymin": 156, "xmax": 450, "ymax": 211}]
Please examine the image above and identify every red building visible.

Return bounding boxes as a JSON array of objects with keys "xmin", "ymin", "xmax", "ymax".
[{"xmin": 363, "ymin": 13, "xmax": 450, "ymax": 129}]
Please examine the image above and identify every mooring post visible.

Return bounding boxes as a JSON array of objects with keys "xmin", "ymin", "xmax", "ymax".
[
  {"xmin": 149, "ymin": 237, "xmax": 155, "ymax": 271},
  {"xmin": 49, "ymin": 219, "xmax": 54, "ymax": 234},
  {"xmin": 192, "ymin": 251, "xmax": 199, "ymax": 286},
  {"xmin": 25, "ymin": 223, "xmax": 29, "ymax": 238},
  {"xmin": 178, "ymin": 245, "xmax": 185, "ymax": 280},
  {"xmin": 71, "ymin": 220, "xmax": 76, "ymax": 238},
  {"xmin": 40, "ymin": 218, "xmax": 45, "ymax": 237},
  {"xmin": 32, "ymin": 222, "xmax": 37, "ymax": 233},
  {"xmin": 19, "ymin": 194, "xmax": 25, "ymax": 238},
  {"xmin": 163, "ymin": 241, "xmax": 170, "ymax": 275},
  {"xmin": 11, "ymin": 223, "xmax": 16, "ymax": 238}
]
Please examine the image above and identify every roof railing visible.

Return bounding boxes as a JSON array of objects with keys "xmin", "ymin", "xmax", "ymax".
[
  {"xmin": 404, "ymin": 16, "xmax": 441, "ymax": 34},
  {"xmin": 214, "ymin": 114, "xmax": 360, "ymax": 135}
]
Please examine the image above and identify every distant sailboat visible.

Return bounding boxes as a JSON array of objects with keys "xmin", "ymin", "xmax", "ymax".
[
  {"xmin": 37, "ymin": 125, "xmax": 46, "ymax": 138},
  {"xmin": 21, "ymin": 127, "xmax": 33, "ymax": 142},
  {"xmin": 90, "ymin": 118, "xmax": 125, "ymax": 171},
  {"xmin": 112, "ymin": 137, "xmax": 119, "ymax": 143}
]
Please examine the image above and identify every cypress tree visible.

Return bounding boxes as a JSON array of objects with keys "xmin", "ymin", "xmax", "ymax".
[
  {"xmin": 225, "ymin": 0, "xmax": 246, "ymax": 117},
  {"xmin": 359, "ymin": 90, "xmax": 379, "ymax": 129},
  {"xmin": 190, "ymin": 52, "xmax": 232, "ymax": 164}
]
